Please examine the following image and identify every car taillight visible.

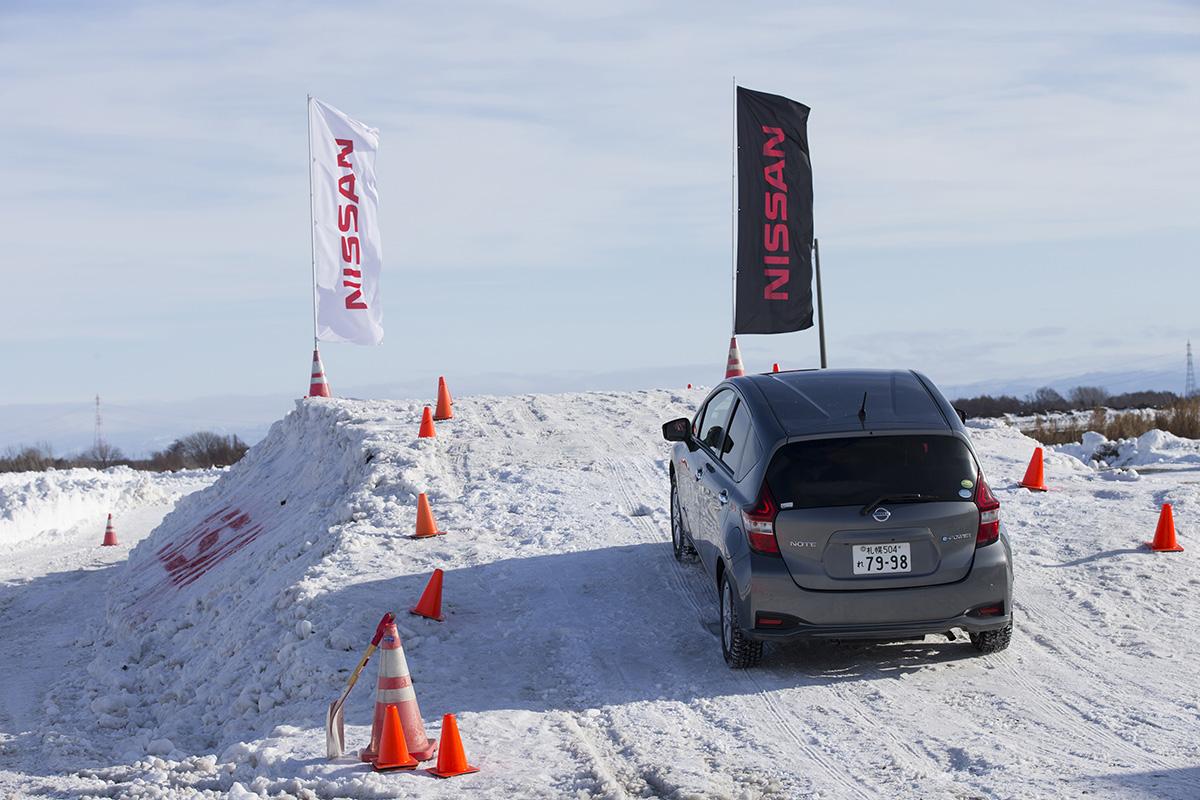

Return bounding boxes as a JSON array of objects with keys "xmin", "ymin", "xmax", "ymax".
[
  {"xmin": 974, "ymin": 473, "xmax": 1000, "ymax": 548},
  {"xmin": 742, "ymin": 483, "xmax": 781, "ymax": 555}
]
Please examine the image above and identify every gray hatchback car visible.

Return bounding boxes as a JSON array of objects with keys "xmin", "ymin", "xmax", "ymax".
[{"xmin": 663, "ymin": 369, "xmax": 1013, "ymax": 667}]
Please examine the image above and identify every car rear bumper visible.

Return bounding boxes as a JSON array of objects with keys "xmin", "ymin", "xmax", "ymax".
[{"xmin": 742, "ymin": 537, "xmax": 1013, "ymax": 642}]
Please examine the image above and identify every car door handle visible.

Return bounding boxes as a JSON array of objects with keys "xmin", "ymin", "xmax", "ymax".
[
  {"xmin": 704, "ymin": 462, "xmax": 716, "ymax": 473},
  {"xmin": 718, "ymin": 490, "xmax": 729, "ymax": 505}
]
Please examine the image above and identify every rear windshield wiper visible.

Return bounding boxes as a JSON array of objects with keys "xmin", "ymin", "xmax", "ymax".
[{"xmin": 860, "ymin": 493, "xmax": 936, "ymax": 516}]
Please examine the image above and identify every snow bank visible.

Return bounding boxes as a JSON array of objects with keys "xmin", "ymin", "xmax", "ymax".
[
  {"xmin": 965, "ymin": 420, "xmax": 1094, "ymax": 484},
  {"xmin": 54, "ymin": 399, "xmax": 422, "ymax": 759},
  {"xmin": 0, "ymin": 467, "xmax": 217, "ymax": 548},
  {"xmin": 1053, "ymin": 428, "xmax": 1200, "ymax": 469},
  {"xmin": 44, "ymin": 389, "xmax": 700, "ymax": 783}
]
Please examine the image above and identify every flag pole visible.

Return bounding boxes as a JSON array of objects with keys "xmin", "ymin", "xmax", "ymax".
[
  {"xmin": 307, "ymin": 94, "xmax": 319, "ymax": 349},
  {"xmin": 730, "ymin": 75, "xmax": 737, "ymax": 335},
  {"xmin": 814, "ymin": 238, "xmax": 828, "ymax": 368}
]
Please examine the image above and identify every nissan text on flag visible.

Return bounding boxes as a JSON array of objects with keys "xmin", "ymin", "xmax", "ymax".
[
  {"xmin": 734, "ymin": 86, "xmax": 814, "ymax": 337},
  {"xmin": 309, "ymin": 97, "xmax": 384, "ymax": 346}
]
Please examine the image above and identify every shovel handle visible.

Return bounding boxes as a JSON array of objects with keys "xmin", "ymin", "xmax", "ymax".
[{"xmin": 333, "ymin": 641, "xmax": 377, "ymax": 707}]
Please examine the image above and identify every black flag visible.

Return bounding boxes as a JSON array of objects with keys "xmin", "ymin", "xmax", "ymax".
[{"xmin": 734, "ymin": 87, "xmax": 814, "ymax": 335}]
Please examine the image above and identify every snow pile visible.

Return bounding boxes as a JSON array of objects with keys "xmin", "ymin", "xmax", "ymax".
[
  {"xmin": 1053, "ymin": 428, "xmax": 1200, "ymax": 470},
  {"xmin": 966, "ymin": 420, "xmax": 1094, "ymax": 484},
  {"xmin": 0, "ymin": 466, "xmax": 218, "ymax": 548},
  {"xmin": 50, "ymin": 399, "xmax": 421, "ymax": 760}
]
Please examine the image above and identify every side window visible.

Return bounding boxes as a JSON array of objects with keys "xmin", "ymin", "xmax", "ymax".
[
  {"xmin": 721, "ymin": 401, "xmax": 753, "ymax": 473},
  {"xmin": 697, "ymin": 390, "xmax": 736, "ymax": 452}
]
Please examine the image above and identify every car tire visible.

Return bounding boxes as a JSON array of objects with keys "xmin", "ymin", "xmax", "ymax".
[
  {"xmin": 670, "ymin": 480, "xmax": 697, "ymax": 562},
  {"xmin": 969, "ymin": 622, "xmax": 1013, "ymax": 654},
  {"xmin": 720, "ymin": 573, "xmax": 763, "ymax": 668}
]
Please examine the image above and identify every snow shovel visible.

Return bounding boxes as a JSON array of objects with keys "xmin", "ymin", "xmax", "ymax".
[{"xmin": 326, "ymin": 611, "xmax": 395, "ymax": 758}]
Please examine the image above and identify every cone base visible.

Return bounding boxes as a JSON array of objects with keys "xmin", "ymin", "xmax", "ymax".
[
  {"xmin": 410, "ymin": 531, "xmax": 446, "ymax": 540},
  {"xmin": 433, "ymin": 413, "xmax": 452, "ymax": 422},
  {"xmin": 409, "ymin": 608, "xmax": 445, "ymax": 622},
  {"xmin": 101, "ymin": 542, "xmax": 118, "ymax": 547},
  {"xmin": 373, "ymin": 759, "xmax": 419, "ymax": 772},
  {"xmin": 428, "ymin": 764, "xmax": 480, "ymax": 779},
  {"xmin": 1019, "ymin": 482, "xmax": 1048, "ymax": 492},
  {"xmin": 1145, "ymin": 541, "xmax": 1184, "ymax": 553},
  {"xmin": 362, "ymin": 743, "xmax": 438, "ymax": 764},
  {"xmin": 409, "ymin": 741, "xmax": 438, "ymax": 762}
]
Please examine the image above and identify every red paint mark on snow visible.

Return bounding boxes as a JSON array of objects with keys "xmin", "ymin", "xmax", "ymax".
[
  {"xmin": 131, "ymin": 506, "xmax": 265, "ymax": 604},
  {"xmin": 156, "ymin": 506, "xmax": 264, "ymax": 588}
]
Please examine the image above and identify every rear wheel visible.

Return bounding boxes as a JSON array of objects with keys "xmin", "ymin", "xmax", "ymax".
[
  {"xmin": 670, "ymin": 480, "xmax": 696, "ymax": 562},
  {"xmin": 720, "ymin": 573, "xmax": 763, "ymax": 668},
  {"xmin": 969, "ymin": 623, "xmax": 1012, "ymax": 654}
]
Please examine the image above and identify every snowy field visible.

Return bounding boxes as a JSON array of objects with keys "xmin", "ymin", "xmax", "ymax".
[{"xmin": 1, "ymin": 391, "xmax": 1198, "ymax": 799}]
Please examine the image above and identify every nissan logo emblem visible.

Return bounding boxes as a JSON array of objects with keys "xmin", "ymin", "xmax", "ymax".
[{"xmin": 872, "ymin": 507, "xmax": 892, "ymax": 522}]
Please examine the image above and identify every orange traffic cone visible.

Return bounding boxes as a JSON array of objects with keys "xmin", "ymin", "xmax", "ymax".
[
  {"xmin": 427, "ymin": 714, "xmax": 479, "ymax": 779},
  {"xmin": 373, "ymin": 705, "xmax": 419, "ymax": 771},
  {"xmin": 360, "ymin": 620, "xmax": 438, "ymax": 763},
  {"xmin": 724, "ymin": 337, "xmax": 744, "ymax": 379},
  {"xmin": 434, "ymin": 377, "xmax": 453, "ymax": 421},
  {"xmin": 772, "ymin": 362, "xmax": 780, "ymax": 373},
  {"xmin": 411, "ymin": 493, "xmax": 446, "ymax": 539},
  {"xmin": 1146, "ymin": 504, "xmax": 1184, "ymax": 552},
  {"xmin": 308, "ymin": 348, "xmax": 332, "ymax": 398},
  {"xmin": 418, "ymin": 406, "xmax": 436, "ymax": 438},
  {"xmin": 1019, "ymin": 448, "xmax": 1048, "ymax": 491},
  {"xmin": 101, "ymin": 514, "xmax": 118, "ymax": 546},
  {"xmin": 410, "ymin": 569, "xmax": 445, "ymax": 622}
]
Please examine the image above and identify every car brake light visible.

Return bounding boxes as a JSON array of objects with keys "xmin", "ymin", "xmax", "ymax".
[
  {"xmin": 974, "ymin": 473, "xmax": 1000, "ymax": 548},
  {"xmin": 742, "ymin": 484, "xmax": 781, "ymax": 555}
]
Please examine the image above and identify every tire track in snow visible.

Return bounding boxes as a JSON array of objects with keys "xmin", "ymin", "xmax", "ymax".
[{"xmin": 598, "ymin": 447, "xmax": 876, "ymax": 800}]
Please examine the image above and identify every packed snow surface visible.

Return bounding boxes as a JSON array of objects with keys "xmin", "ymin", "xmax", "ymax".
[{"xmin": 2, "ymin": 391, "xmax": 1199, "ymax": 799}]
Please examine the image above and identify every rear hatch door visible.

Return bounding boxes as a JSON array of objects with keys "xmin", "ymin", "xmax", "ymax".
[{"xmin": 767, "ymin": 433, "xmax": 981, "ymax": 591}]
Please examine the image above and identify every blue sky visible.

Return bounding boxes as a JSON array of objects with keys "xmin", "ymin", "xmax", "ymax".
[{"xmin": 2, "ymin": 0, "xmax": 1198, "ymax": 410}]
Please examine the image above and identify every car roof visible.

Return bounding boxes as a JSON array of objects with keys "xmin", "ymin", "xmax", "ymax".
[{"xmin": 733, "ymin": 369, "xmax": 955, "ymax": 436}]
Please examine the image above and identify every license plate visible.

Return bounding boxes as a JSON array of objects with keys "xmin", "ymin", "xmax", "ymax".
[{"xmin": 852, "ymin": 543, "xmax": 912, "ymax": 575}]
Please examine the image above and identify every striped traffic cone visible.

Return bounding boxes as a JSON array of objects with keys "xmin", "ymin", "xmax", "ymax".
[
  {"xmin": 308, "ymin": 348, "xmax": 332, "ymax": 398},
  {"xmin": 101, "ymin": 514, "xmax": 118, "ymax": 546},
  {"xmin": 724, "ymin": 337, "xmax": 745, "ymax": 379},
  {"xmin": 360, "ymin": 620, "xmax": 438, "ymax": 763}
]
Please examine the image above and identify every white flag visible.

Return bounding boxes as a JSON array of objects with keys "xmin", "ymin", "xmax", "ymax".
[{"xmin": 309, "ymin": 97, "xmax": 383, "ymax": 345}]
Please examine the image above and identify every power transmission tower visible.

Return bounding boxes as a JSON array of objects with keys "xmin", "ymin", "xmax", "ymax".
[
  {"xmin": 94, "ymin": 394, "xmax": 104, "ymax": 452},
  {"xmin": 1187, "ymin": 341, "xmax": 1197, "ymax": 398}
]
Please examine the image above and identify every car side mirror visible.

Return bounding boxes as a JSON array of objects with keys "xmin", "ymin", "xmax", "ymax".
[
  {"xmin": 955, "ymin": 407, "xmax": 968, "ymax": 424},
  {"xmin": 662, "ymin": 417, "xmax": 694, "ymax": 447}
]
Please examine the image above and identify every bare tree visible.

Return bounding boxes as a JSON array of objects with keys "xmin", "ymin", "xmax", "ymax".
[
  {"xmin": 150, "ymin": 432, "xmax": 248, "ymax": 470},
  {"xmin": 1028, "ymin": 387, "xmax": 1069, "ymax": 413},
  {"xmin": 1068, "ymin": 386, "xmax": 1109, "ymax": 409},
  {"xmin": 84, "ymin": 440, "xmax": 125, "ymax": 468}
]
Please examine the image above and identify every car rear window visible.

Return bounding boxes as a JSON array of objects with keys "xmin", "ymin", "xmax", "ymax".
[{"xmin": 766, "ymin": 435, "xmax": 978, "ymax": 509}]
